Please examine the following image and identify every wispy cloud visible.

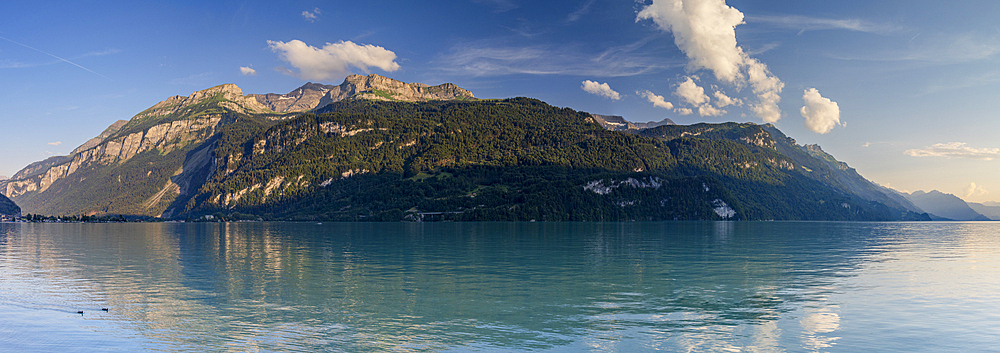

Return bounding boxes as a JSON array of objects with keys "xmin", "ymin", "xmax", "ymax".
[
  {"xmin": 436, "ymin": 39, "xmax": 682, "ymax": 77},
  {"xmin": 905, "ymin": 142, "xmax": 1000, "ymax": 160},
  {"xmin": 47, "ymin": 141, "xmax": 62, "ymax": 146},
  {"xmin": 268, "ymin": 39, "xmax": 400, "ymax": 81},
  {"xmin": 302, "ymin": 7, "xmax": 321, "ymax": 22},
  {"xmin": 828, "ymin": 32, "xmax": 1000, "ymax": 64},
  {"xmin": 0, "ymin": 35, "xmax": 113, "ymax": 80},
  {"xmin": 566, "ymin": 0, "xmax": 596, "ymax": 23},
  {"xmin": 472, "ymin": 0, "xmax": 518, "ymax": 13},
  {"xmin": 581, "ymin": 80, "xmax": 621, "ymax": 100},
  {"xmin": 239, "ymin": 66, "xmax": 257, "ymax": 76},
  {"xmin": 746, "ymin": 15, "xmax": 906, "ymax": 35}
]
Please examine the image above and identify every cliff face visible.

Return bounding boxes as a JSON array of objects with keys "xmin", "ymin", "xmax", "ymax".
[
  {"xmin": 0, "ymin": 84, "xmax": 247, "ymax": 216},
  {"xmin": 252, "ymin": 74, "xmax": 476, "ymax": 113},
  {"xmin": 1, "ymin": 76, "xmax": 478, "ymax": 217}
]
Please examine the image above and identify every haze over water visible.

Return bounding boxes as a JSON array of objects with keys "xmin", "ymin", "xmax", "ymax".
[{"xmin": 1, "ymin": 222, "xmax": 998, "ymax": 352}]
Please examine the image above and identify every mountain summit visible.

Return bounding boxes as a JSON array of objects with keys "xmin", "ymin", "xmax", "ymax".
[
  {"xmin": 250, "ymin": 74, "xmax": 475, "ymax": 113},
  {"xmin": 0, "ymin": 75, "xmax": 475, "ymax": 217},
  {"xmin": 1, "ymin": 75, "xmax": 927, "ymax": 221}
]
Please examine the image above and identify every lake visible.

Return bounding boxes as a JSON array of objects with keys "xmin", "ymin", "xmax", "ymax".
[{"xmin": 1, "ymin": 222, "xmax": 998, "ymax": 352}]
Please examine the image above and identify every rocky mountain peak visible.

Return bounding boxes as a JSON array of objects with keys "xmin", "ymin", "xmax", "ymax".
[
  {"xmin": 137, "ymin": 83, "xmax": 271, "ymax": 120},
  {"xmin": 253, "ymin": 74, "xmax": 476, "ymax": 113}
]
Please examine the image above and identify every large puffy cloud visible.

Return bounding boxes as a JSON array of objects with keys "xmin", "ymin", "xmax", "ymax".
[
  {"xmin": 675, "ymin": 76, "xmax": 710, "ymax": 106},
  {"xmin": 800, "ymin": 88, "xmax": 842, "ymax": 133},
  {"xmin": 268, "ymin": 40, "xmax": 400, "ymax": 81},
  {"xmin": 637, "ymin": 0, "xmax": 784, "ymax": 123},
  {"xmin": 581, "ymin": 80, "xmax": 622, "ymax": 100},
  {"xmin": 905, "ymin": 142, "xmax": 1000, "ymax": 160},
  {"xmin": 638, "ymin": 90, "xmax": 673, "ymax": 109},
  {"xmin": 674, "ymin": 76, "xmax": 725, "ymax": 116}
]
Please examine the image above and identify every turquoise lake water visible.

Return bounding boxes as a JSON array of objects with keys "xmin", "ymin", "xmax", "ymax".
[{"xmin": 1, "ymin": 222, "xmax": 998, "ymax": 352}]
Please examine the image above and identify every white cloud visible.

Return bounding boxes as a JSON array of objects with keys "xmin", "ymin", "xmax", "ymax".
[
  {"xmin": 698, "ymin": 104, "xmax": 725, "ymax": 117},
  {"xmin": 965, "ymin": 182, "xmax": 989, "ymax": 199},
  {"xmin": 638, "ymin": 90, "xmax": 673, "ymax": 109},
  {"xmin": 800, "ymin": 88, "xmax": 842, "ymax": 134},
  {"xmin": 436, "ymin": 40, "xmax": 683, "ymax": 77},
  {"xmin": 566, "ymin": 0, "xmax": 595, "ymax": 23},
  {"xmin": 239, "ymin": 66, "xmax": 257, "ymax": 76},
  {"xmin": 675, "ymin": 76, "xmax": 709, "ymax": 106},
  {"xmin": 675, "ymin": 107, "xmax": 693, "ymax": 115},
  {"xmin": 637, "ymin": 0, "xmax": 784, "ymax": 123},
  {"xmin": 673, "ymin": 77, "xmax": 725, "ymax": 116},
  {"xmin": 905, "ymin": 142, "xmax": 1000, "ymax": 160},
  {"xmin": 746, "ymin": 15, "xmax": 905, "ymax": 35},
  {"xmin": 268, "ymin": 39, "xmax": 400, "ymax": 81},
  {"xmin": 713, "ymin": 90, "xmax": 741, "ymax": 107},
  {"xmin": 581, "ymin": 80, "xmax": 621, "ymax": 100},
  {"xmin": 47, "ymin": 141, "xmax": 61, "ymax": 146},
  {"xmin": 302, "ymin": 7, "xmax": 321, "ymax": 22}
]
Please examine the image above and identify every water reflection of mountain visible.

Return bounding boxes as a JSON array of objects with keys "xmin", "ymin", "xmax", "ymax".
[{"xmin": 3, "ymin": 222, "xmax": 988, "ymax": 351}]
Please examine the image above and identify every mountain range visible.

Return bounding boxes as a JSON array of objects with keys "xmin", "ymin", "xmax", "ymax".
[{"xmin": 0, "ymin": 74, "xmax": 983, "ymax": 221}]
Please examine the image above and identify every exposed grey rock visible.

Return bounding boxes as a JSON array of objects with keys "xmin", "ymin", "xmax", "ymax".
[
  {"xmin": 588, "ymin": 114, "xmax": 675, "ymax": 131},
  {"xmin": 252, "ymin": 74, "xmax": 476, "ymax": 113},
  {"xmin": 71, "ymin": 120, "xmax": 128, "ymax": 155}
]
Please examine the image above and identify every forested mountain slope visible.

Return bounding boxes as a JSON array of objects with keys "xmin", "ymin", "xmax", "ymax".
[{"xmin": 2, "ymin": 77, "xmax": 928, "ymax": 221}]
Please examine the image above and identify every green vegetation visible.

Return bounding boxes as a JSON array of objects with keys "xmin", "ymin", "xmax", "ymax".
[
  {"xmin": 175, "ymin": 98, "xmax": 924, "ymax": 221},
  {"xmin": 9, "ymin": 95, "xmax": 928, "ymax": 222}
]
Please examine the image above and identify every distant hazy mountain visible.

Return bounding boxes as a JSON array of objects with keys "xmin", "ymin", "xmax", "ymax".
[
  {"xmin": 968, "ymin": 202, "xmax": 1000, "ymax": 221},
  {"xmin": 906, "ymin": 190, "xmax": 990, "ymax": 221}
]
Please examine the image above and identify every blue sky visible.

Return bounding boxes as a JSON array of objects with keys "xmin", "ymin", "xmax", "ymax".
[{"xmin": 2, "ymin": 0, "xmax": 998, "ymax": 203}]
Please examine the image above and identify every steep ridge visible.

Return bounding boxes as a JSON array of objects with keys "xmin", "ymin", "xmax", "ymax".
[
  {"xmin": 251, "ymin": 74, "xmax": 476, "ymax": 113},
  {"xmin": 0, "ymin": 84, "xmax": 271, "ymax": 216},
  {"xmin": 0, "ymin": 76, "xmax": 479, "ymax": 217},
  {"xmin": 171, "ymin": 99, "xmax": 922, "ymax": 221},
  {"xmin": 637, "ymin": 122, "xmax": 928, "ymax": 220},
  {"xmin": 2, "ymin": 76, "xmax": 926, "ymax": 221}
]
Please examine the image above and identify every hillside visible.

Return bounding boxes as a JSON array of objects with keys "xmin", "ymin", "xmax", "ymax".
[
  {"xmin": 1, "ymin": 76, "xmax": 928, "ymax": 221},
  {"xmin": 0, "ymin": 193, "xmax": 18, "ymax": 216}
]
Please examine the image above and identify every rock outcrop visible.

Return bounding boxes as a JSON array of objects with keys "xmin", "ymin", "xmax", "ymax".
[
  {"xmin": 589, "ymin": 114, "xmax": 675, "ymax": 132},
  {"xmin": 1, "ymin": 75, "xmax": 478, "ymax": 216},
  {"xmin": 252, "ymin": 74, "xmax": 476, "ymax": 113},
  {"xmin": 249, "ymin": 82, "xmax": 338, "ymax": 113},
  {"xmin": 71, "ymin": 120, "xmax": 128, "ymax": 155}
]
